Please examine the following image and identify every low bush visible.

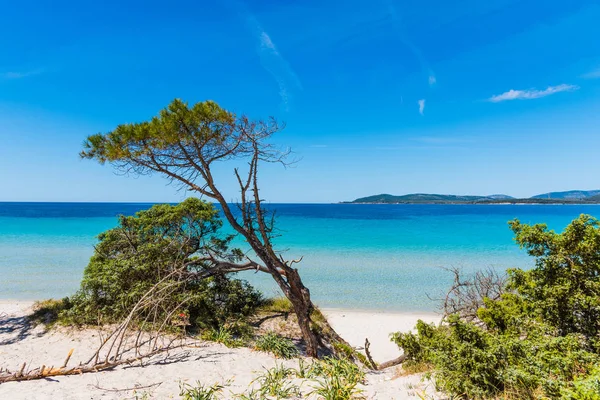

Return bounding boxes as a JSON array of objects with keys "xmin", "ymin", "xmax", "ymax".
[
  {"xmin": 392, "ymin": 215, "xmax": 600, "ymax": 399},
  {"xmin": 59, "ymin": 199, "xmax": 263, "ymax": 330},
  {"xmin": 258, "ymin": 297, "xmax": 293, "ymax": 314},
  {"xmin": 29, "ymin": 298, "xmax": 71, "ymax": 325}
]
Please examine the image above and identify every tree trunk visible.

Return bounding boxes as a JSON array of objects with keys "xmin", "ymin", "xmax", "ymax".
[{"xmin": 286, "ymin": 268, "xmax": 320, "ymax": 357}]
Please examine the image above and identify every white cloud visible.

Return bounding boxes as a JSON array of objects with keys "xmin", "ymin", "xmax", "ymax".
[
  {"xmin": 260, "ymin": 32, "xmax": 278, "ymax": 54},
  {"xmin": 582, "ymin": 68, "xmax": 600, "ymax": 79},
  {"xmin": 411, "ymin": 136, "xmax": 474, "ymax": 145},
  {"xmin": 488, "ymin": 84, "xmax": 579, "ymax": 102},
  {"xmin": 428, "ymin": 75, "xmax": 436, "ymax": 86},
  {"xmin": 1, "ymin": 69, "xmax": 43, "ymax": 80},
  {"xmin": 418, "ymin": 99, "xmax": 426, "ymax": 115},
  {"xmin": 239, "ymin": 6, "xmax": 301, "ymax": 111}
]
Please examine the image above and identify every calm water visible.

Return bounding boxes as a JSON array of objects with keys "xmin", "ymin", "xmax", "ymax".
[{"xmin": 1, "ymin": 202, "xmax": 598, "ymax": 311}]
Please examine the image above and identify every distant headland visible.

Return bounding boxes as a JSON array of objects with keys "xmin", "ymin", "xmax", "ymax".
[{"xmin": 345, "ymin": 190, "xmax": 600, "ymax": 204}]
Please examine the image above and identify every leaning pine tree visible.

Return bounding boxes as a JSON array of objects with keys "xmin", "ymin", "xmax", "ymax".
[{"xmin": 81, "ymin": 99, "xmax": 345, "ymax": 357}]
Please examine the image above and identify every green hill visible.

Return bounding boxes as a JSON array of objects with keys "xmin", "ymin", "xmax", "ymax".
[
  {"xmin": 350, "ymin": 193, "xmax": 513, "ymax": 204},
  {"xmin": 531, "ymin": 190, "xmax": 600, "ymax": 200},
  {"xmin": 348, "ymin": 192, "xmax": 600, "ymax": 204}
]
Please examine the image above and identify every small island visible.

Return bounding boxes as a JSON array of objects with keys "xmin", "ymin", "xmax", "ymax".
[{"xmin": 346, "ymin": 190, "xmax": 600, "ymax": 204}]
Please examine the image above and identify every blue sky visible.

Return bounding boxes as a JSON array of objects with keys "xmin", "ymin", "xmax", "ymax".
[{"xmin": 1, "ymin": 0, "xmax": 599, "ymax": 202}]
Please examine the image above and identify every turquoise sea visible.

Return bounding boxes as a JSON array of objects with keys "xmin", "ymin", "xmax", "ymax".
[{"xmin": 1, "ymin": 202, "xmax": 598, "ymax": 312}]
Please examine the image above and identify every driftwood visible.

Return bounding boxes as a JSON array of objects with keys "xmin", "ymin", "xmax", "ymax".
[
  {"xmin": 0, "ymin": 271, "xmax": 193, "ymax": 384},
  {"xmin": 377, "ymin": 355, "xmax": 407, "ymax": 370},
  {"xmin": 90, "ymin": 381, "xmax": 162, "ymax": 393},
  {"xmin": 362, "ymin": 337, "xmax": 407, "ymax": 371},
  {"xmin": 364, "ymin": 338, "xmax": 378, "ymax": 370}
]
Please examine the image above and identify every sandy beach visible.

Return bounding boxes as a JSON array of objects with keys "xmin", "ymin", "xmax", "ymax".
[{"xmin": 0, "ymin": 301, "xmax": 440, "ymax": 399}]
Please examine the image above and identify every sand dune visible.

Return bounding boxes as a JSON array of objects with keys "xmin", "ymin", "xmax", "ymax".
[{"xmin": 0, "ymin": 301, "xmax": 440, "ymax": 399}]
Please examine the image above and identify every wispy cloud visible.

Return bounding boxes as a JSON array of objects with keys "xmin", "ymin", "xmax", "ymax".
[
  {"xmin": 387, "ymin": 1, "xmax": 436, "ymax": 89},
  {"xmin": 234, "ymin": 1, "xmax": 301, "ymax": 111},
  {"xmin": 1, "ymin": 69, "xmax": 43, "ymax": 80},
  {"xmin": 410, "ymin": 136, "xmax": 475, "ymax": 145},
  {"xmin": 255, "ymin": 30, "xmax": 301, "ymax": 109},
  {"xmin": 260, "ymin": 32, "xmax": 277, "ymax": 53},
  {"xmin": 488, "ymin": 84, "xmax": 579, "ymax": 102},
  {"xmin": 418, "ymin": 99, "xmax": 426, "ymax": 115},
  {"xmin": 582, "ymin": 68, "xmax": 600, "ymax": 79}
]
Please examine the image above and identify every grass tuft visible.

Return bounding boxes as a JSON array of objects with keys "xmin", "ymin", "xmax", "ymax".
[
  {"xmin": 308, "ymin": 357, "xmax": 366, "ymax": 400},
  {"xmin": 258, "ymin": 297, "xmax": 293, "ymax": 314},
  {"xmin": 29, "ymin": 298, "xmax": 70, "ymax": 326},
  {"xmin": 251, "ymin": 364, "xmax": 299, "ymax": 398},
  {"xmin": 254, "ymin": 331, "xmax": 299, "ymax": 359},
  {"xmin": 179, "ymin": 381, "xmax": 226, "ymax": 400},
  {"xmin": 201, "ymin": 327, "xmax": 245, "ymax": 348}
]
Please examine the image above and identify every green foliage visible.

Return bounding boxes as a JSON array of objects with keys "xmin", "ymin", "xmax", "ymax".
[
  {"xmin": 258, "ymin": 297, "xmax": 293, "ymax": 314},
  {"xmin": 392, "ymin": 215, "xmax": 600, "ymax": 399},
  {"xmin": 308, "ymin": 357, "xmax": 365, "ymax": 400},
  {"xmin": 251, "ymin": 364, "xmax": 300, "ymax": 399},
  {"xmin": 29, "ymin": 298, "xmax": 71, "ymax": 326},
  {"xmin": 232, "ymin": 389, "xmax": 262, "ymax": 400},
  {"xmin": 331, "ymin": 341, "xmax": 371, "ymax": 367},
  {"xmin": 309, "ymin": 357, "xmax": 365, "ymax": 386},
  {"xmin": 254, "ymin": 332, "xmax": 299, "ymax": 359},
  {"xmin": 179, "ymin": 381, "xmax": 227, "ymax": 400},
  {"xmin": 310, "ymin": 374, "xmax": 365, "ymax": 400},
  {"xmin": 562, "ymin": 367, "xmax": 600, "ymax": 400},
  {"xmin": 509, "ymin": 215, "xmax": 600, "ymax": 343},
  {"xmin": 61, "ymin": 198, "xmax": 263, "ymax": 329},
  {"xmin": 201, "ymin": 327, "xmax": 246, "ymax": 348},
  {"xmin": 81, "ymin": 99, "xmax": 236, "ymax": 165}
]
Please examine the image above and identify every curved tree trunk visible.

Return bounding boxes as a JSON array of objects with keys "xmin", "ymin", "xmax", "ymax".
[
  {"xmin": 80, "ymin": 101, "xmax": 353, "ymax": 359},
  {"xmin": 286, "ymin": 268, "xmax": 320, "ymax": 357}
]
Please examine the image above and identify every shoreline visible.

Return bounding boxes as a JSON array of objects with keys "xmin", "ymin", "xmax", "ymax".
[{"xmin": 0, "ymin": 298, "xmax": 440, "ymax": 315}]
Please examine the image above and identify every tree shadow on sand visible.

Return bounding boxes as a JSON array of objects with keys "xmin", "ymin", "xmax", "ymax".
[{"xmin": 0, "ymin": 312, "xmax": 44, "ymax": 345}]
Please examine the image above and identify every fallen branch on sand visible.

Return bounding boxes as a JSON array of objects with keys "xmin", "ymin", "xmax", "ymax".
[{"xmin": 0, "ymin": 272, "xmax": 193, "ymax": 384}]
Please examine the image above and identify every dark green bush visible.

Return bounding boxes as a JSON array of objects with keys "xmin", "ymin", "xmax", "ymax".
[
  {"xmin": 61, "ymin": 198, "xmax": 263, "ymax": 329},
  {"xmin": 392, "ymin": 215, "xmax": 600, "ymax": 399}
]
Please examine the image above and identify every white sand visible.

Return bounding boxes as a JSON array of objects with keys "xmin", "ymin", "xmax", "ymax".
[
  {"xmin": 322, "ymin": 309, "xmax": 439, "ymax": 362},
  {"xmin": 0, "ymin": 301, "xmax": 441, "ymax": 399}
]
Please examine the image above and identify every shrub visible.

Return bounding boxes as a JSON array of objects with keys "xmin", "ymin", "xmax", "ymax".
[
  {"xmin": 61, "ymin": 199, "xmax": 263, "ymax": 329},
  {"xmin": 258, "ymin": 297, "xmax": 293, "ymax": 313},
  {"xmin": 391, "ymin": 215, "xmax": 600, "ymax": 399},
  {"xmin": 29, "ymin": 298, "xmax": 71, "ymax": 325},
  {"xmin": 509, "ymin": 215, "xmax": 600, "ymax": 343},
  {"xmin": 254, "ymin": 332, "xmax": 299, "ymax": 359}
]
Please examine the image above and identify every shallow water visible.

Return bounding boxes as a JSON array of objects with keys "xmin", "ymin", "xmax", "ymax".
[{"xmin": 1, "ymin": 202, "xmax": 598, "ymax": 311}]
